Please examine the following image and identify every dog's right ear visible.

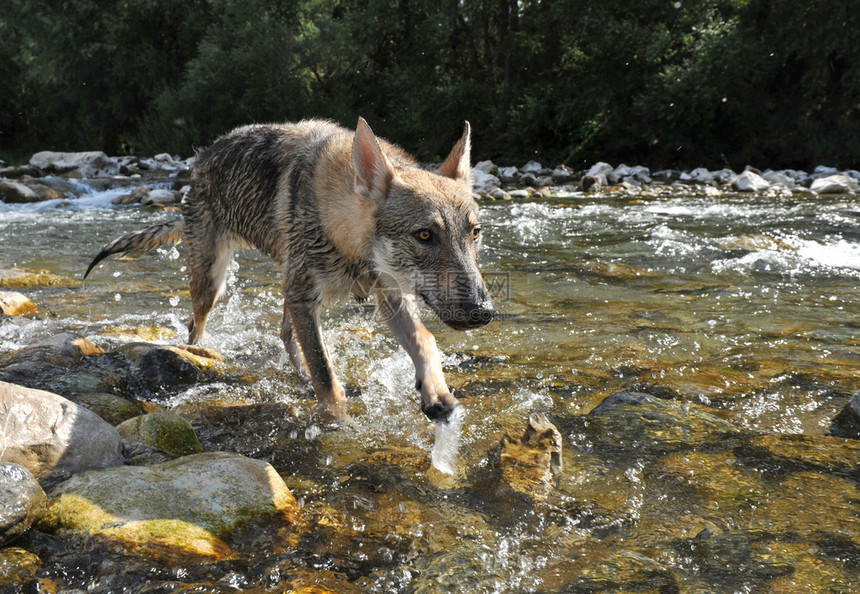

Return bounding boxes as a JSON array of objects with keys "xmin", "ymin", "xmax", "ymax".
[
  {"xmin": 437, "ymin": 121, "xmax": 471, "ymax": 182},
  {"xmin": 353, "ymin": 117, "xmax": 393, "ymax": 206}
]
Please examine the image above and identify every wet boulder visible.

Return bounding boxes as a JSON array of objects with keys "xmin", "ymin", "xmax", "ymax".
[
  {"xmin": 475, "ymin": 413, "xmax": 563, "ymax": 504},
  {"xmin": 1, "ymin": 333, "xmax": 105, "ymax": 369},
  {"xmin": 831, "ymin": 390, "xmax": 860, "ymax": 439},
  {"xmin": 583, "ymin": 162, "xmax": 613, "ymax": 188},
  {"xmin": 731, "ymin": 170, "xmax": 770, "ymax": 192},
  {"xmin": 470, "ymin": 168, "xmax": 501, "ymax": 195},
  {"xmin": 810, "ymin": 174, "xmax": 856, "ymax": 194},
  {"xmin": 0, "ymin": 267, "xmax": 76, "ymax": 289},
  {"xmin": 116, "ymin": 411, "xmax": 203, "ymax": 459},
  {"xmin": 29, "ymin": 150, "xmax": 120, "ymax": 178},
  {"xmin": 0, "ymin": 381, "xmax": 124, "ymax": 483},
  {"xmin": 584, "ymin": 391, "xmax": 742, "ymax": 458},
  {"xmin": 140, "ymin": 188, "xmax": 180, "ymax": 205},
  {"xmin": 0, "ymin": 291, "xmax": 41, "ymax": 316},
  {"xmin": 120, "ymin": 343, "xmax": 224, "ymax": 390},
  {"xmin": 0, "ymin": 180, "xmax": 33, "ymax": 203},
  {"xmin": 0, "ymin": 463, "xmax": 47, "ymax": 545},
  {"xmin": 39, "ymin": 452, "xmax": 302, "ymax": 560}
]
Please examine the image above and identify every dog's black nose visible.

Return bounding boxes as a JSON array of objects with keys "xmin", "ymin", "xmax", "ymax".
[{"xmin": 465, "ymin": 300, "xmax": 495, "ymax": 327}]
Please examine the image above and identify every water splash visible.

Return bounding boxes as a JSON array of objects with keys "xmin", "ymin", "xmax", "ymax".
[{"xmin": 430, "ymin": 404, "xmax": 466, "ymax": 475}]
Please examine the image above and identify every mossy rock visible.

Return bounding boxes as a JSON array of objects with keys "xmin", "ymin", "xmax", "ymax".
[
  {"xmin": 116, "ymin": 411, "xmax": 203, "ymax": 457},
  {"xmin": 39, "ymin": 452, "xmax": 301, "ymax": 561},
  {"xmin": 0, "ymin": 268, "xmax": 76, "ymax": 289}
]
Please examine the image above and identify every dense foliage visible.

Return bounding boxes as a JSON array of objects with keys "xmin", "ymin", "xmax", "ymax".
[{"xmin": 2, "ymin": 0, "xmax": 858, "ymax": 169}]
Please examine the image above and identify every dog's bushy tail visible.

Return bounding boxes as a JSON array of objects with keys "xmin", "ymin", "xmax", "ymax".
[{"xmin": 84, "ymin": 220, "xmax": 183, "ymax": 279}]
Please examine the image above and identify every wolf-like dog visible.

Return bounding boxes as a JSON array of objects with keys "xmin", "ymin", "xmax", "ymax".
[{"xmin": 85, "ymin": 118, "xmax": 494, "ymax": 421}]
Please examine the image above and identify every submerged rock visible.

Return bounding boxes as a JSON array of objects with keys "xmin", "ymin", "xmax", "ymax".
[
  {"xmin": 0, "ymin": 463, "xmax": 47, "ymax": 545},
  {"xmin": 116, "ymin": 411, "xmax": 203, "ymax": 459},
  {"xmin": 831, "ymin": 390, "xmax": 860, "ymax": 439},
  {"xmin": 474, "ymin": 413, "xmax": 563, "ymax": 504},
  {"xmin": 39, "ymin": 452, "xmax": 301, "ymax": 560},
  {"xmin": 0, "ymin": 291, "xmax": 41, "ymax": 316},
  {"xmin": 585, "ymin": 391, "xmax": 741, "ymax": 456},
  {"xmin": 0, "ymin": 547, "xmax": 41, "ymax": 586},
  {"xmin": 0, "ymin": 268, "xmax": 76, "ymax": 289},
  {"xmin": 498, "ymin": 413, "xmax": 563, "ymax": 492},
  {"xmin": 0, "ymin": 381, "xmax": 124, "ymax": 483}
]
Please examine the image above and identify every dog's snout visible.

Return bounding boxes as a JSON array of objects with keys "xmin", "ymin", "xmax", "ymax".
[{"xmin": 464, "ymin": 299, "xmax": 495, "ymax": 328}]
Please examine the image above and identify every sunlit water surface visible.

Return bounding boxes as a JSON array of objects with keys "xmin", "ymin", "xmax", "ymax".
[{"xmin": 1, "ymin": 188, "xmax": 858, "ymax": 590}]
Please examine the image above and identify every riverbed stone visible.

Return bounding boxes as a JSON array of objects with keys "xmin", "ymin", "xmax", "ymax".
[
  {"xmin": 0, "ymin": 547, "xmax": 42, "ymax": 587},
  {"xmin": 140, "ymin": 188, "xmax": 180, "ymax": 205},
  {"xmin": 0, "ymin": 180, "xmax": 40, "ymax": 203},
  {"xmin": 0, "ymin": 267, "xmax": 76, "ymax": 289},
  {"xmin": 585, "ymin": 391, "xmax": 742, "ymax": 457},
  {"xmin": 0, "ymin": 381, "xmax": 124, "ymax": 483},
  {"xmin": 39, "ymin": 452, "xmax": 301, "ymax": 560},
  {"xmin": 29, "ymin": 150, "xmax": 120, "ymax": 178},
  {"xmin": 810, "ymin": 174, "xmax": 855, "ymax": 194},
  {"xmin": 73, "ymin": 391, "xmax": 148, "ymax": 425},
  {"xmin": 0, "ymin": 291, "xmax": 41, "ymax": 316},
  {"xmin": 2, "ymin": 332, "xmax": 105, "ymax": 368},
  {"xmin": 116, "ymin": 411, "xmax": 203, "ymax": 458},
  {"xmin": 0, "ymin": 463, "xmax": 47, "ymax": 546},
  {"xmin": 731, "ymin": 170, "xmax": 770, "ymax": 192},
  {"xmin": 119, "ymin": 343, "xmax": 224, "ymax": 390},
  {"xmin": 830, "ymin": 390, "xmax": 860, "ymax": 439}
]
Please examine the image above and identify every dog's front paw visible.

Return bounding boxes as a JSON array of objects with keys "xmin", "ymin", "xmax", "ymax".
[{"xmin": 421, "ymin": 400, "xmax": 457, "ymax": 423}]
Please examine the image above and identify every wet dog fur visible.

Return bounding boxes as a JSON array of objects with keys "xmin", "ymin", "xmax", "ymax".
[{"xmin": 85, "ymin": 118, "xmax": 494, "ymax": 421}]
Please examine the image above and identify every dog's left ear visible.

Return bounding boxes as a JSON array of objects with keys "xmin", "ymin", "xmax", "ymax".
[
  {"xmin": 353, "ymin": 117, "xmax": 394, "ymax": 205},
  {"xmin": 437, "ymin": 121, "xmax": 471, "ymax": 182}
]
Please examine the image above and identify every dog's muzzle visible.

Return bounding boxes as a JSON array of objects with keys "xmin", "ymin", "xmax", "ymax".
[{"xmin": 439, "ymin": 298, "xmax": 496, "ymax": 330}]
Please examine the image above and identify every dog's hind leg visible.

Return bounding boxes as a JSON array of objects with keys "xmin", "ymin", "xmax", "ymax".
[
  {"xmin": 281, "ymin": 301, "xmax": 312, "ymax": 383},
  {"xmin": 186, "ymin": 239, "xmax": 235, "ymax": 344}
]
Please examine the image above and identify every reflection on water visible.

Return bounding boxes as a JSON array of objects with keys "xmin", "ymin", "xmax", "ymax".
[{"xmin": 1, "ymin": 190, "xmax": 859, "ymax": 589}]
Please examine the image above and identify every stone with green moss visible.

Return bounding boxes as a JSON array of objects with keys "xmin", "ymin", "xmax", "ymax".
[
  {"xmin": 39, "ymin": 452, "xmax": 301, "ymax": 560},
  {"xmin": 116, "ymin": 411, "xmax": 203, "ymax": 458}
]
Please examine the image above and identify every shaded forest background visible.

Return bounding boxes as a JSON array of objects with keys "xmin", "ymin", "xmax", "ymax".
[{"xmin": 1, "ymin": 0, "xmax": 858, "ymax": 170}]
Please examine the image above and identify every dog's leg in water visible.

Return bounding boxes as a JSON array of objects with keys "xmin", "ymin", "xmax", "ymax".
[
  {"xmin": 186, "ymin": 240, "xmax": 235, "ymax": 344},
  {"xmin": 280, "ymin": 301, "xmax": 312, "ymax": 383},
  {"xmin": 377, "ymin": 290, "xmax": 458, "ymax": 422},
  {"xmin": 286, "ymin": 300, "xmax": 348, "ymax": 419}
]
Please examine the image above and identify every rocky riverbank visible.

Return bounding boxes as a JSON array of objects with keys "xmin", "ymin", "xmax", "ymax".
[{"xmin": 1, "ymin": 150, "xmax": 859, "ymax": 209}]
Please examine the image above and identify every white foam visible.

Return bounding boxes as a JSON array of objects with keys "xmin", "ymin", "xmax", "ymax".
[{"xmin": 430, "ymin": 404, "xmax": 465, "ymax": 475}]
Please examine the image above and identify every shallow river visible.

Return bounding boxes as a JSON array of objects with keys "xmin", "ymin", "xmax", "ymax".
[{"xmin": 2, "ymin": 187, "xmax": 859, "ymax": 591}]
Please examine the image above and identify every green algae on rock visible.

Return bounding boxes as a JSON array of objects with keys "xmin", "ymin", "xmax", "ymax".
[
  {"xmin": 39, "ymin": 452, "xmax": 301, "ymax": 560},
  {"xmin": 116, "ymin": 411, "xmax": 203, "ymax": 458}
]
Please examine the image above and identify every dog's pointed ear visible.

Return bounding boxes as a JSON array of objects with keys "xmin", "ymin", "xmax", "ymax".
[
  {"xmin": 353, "ymin": 117, "xmax": 393, "ymax": 205},
  {"xmin": 437, "ymin": 121, "xmax": 471, "ymax": 181}
]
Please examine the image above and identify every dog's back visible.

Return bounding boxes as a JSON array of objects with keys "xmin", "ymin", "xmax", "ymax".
[{"xmin": 188, "ymin": 120, "xmax": 345, "ymax": 264}]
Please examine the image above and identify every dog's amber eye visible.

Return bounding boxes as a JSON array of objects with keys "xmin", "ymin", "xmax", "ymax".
[
  {"xmin": 415, "ymin": 229, "xmax": 433, "ymax": 243},
  {"xmin": 471, "ymin": 226, "xmax": 481, "ymax": 241}
]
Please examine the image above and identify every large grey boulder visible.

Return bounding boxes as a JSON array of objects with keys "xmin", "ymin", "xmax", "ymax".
[
  {"xmin": 0, "ymin": 381, "xmax": 123, "ymax": 483},
  {"xmin": 39, "ymin": 452, "xmax": 301, "ymax": 560},
  {"xmin": 0, "ymin": 463, "xmax": 47, "ymax": 545},
  {"xmin": 810, "ymin": 174, "xmax": 855, "ymax": 194},
  {"xmin": 29, "ymin": 151, "xmax": 120, "ymax": 178},
  {"xmin": 731, "ymin": 170, "xmax": 770, "ymax": 192}
]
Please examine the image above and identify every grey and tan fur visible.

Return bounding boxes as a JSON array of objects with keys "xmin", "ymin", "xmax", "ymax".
[{"xmin": 85, "ymin": 118, "xmax": 494, "ymax": 421}]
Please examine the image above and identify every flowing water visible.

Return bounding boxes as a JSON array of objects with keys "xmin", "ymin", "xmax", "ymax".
[{"xmin": 1, "ymin": 187, "xmax": 859, "ymax": 591}]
